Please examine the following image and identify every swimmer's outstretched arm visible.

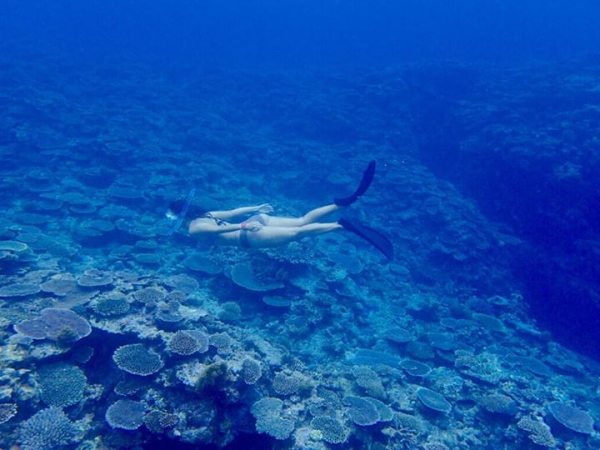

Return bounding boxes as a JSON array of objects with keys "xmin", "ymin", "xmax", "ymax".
[
  {"xmin": 208, "ymin": 203, "xmax": 273, "ymax": 220},
  {"xmin": 189, "ymin": 220, "xmax": 243, "ymax": 236},
  {"xmin": 189, "ymin": 218, "xmax": 263, "ymax": 236}
]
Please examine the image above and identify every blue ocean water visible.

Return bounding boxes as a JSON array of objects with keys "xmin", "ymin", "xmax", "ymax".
[{"xmin": 2, "ymin": 1, "xmax": 600, "ymax": 449}]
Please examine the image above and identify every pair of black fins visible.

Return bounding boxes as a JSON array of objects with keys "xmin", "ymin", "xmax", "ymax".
[{"xmin": 334, "ymin": 161, "xmax": 394, "ymax": 260}]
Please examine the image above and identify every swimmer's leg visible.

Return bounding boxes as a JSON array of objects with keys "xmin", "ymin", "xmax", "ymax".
[
  {"xmin": 294, "ymin": 222, "xmax": 342, "ymax": 239},
  {"xmin": 264, "ymin": 204, "xmax": 339, "ymax": 227},
  {"xmin": 246, "ymin": 223, "xmax": 342, "ymax": 247}
]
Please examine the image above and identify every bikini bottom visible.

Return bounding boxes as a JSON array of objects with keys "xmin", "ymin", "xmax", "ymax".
[{"xmin": 239, "ymin": 214, "xmax": 268, "ymax": 248}]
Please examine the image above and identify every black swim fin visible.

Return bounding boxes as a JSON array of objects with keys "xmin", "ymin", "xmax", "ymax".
[
  {"xmin": 339, "ymin": 218, "xmax": 394, "ymax": 260},
  {"xmin": 334, "ymin": 161, "xmax": 376, "ymax": 206}
]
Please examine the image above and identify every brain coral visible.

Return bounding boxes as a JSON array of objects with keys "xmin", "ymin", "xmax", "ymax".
[
  {"xmin": 38, "ymin": 363, "xmax": 87, "ymax": 407},
  {"xmin": 547, "ymin": 402, "xmax": 594, "ymax": 434},
  {"xmin": 167, "ymin": 330, "xmax": 209, "ymax": 355},
  {"xmin": 251, "ymin": 397, "xmax": 295, "ymax": 440},
  {"xmin": 19, "ymin": 407, "xmax": 79, "ymax": 450},
  {"xmin": 105, "ymin": 399, "xmax": 147, "ymax": 430},
  {"xmin": 113, "ymin": 344, "xmax": 164, "ymax": 376}
]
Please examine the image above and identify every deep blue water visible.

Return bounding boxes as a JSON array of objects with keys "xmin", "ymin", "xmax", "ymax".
[
  {"xmin": 2, "ymin": 1, "xmax": 600, "ymax": 449},
  {"xmin": 4, "ymin": 0, "xmax": 600, "ymax": 67}
]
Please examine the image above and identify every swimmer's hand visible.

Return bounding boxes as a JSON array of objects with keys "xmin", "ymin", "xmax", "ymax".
[
  {"xmin": 257, "ymin": 203, "xmax": 274, "ymax": 214},
  {"xmin": 242, "ymin": 221, "xmax": 263, "ymax": 232}
]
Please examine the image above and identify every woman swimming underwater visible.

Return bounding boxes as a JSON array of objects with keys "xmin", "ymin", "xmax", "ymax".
[{"xmin": 167, "ymin": 161, "xmax": 393, "ymax": 260}]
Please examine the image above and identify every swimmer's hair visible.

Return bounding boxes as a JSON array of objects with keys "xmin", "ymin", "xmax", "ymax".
[{"xmin": 167, "ymin": 199, "xmax": 207, "ymax": 219}]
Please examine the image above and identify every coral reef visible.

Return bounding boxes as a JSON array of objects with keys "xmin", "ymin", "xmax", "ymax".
[
  {"xmin": 14, "ymin": 308, "xmax": 92, "ymax": 342},
  {"xmin": 167, "ymin": 330, "xmax": 209, "ymax": 355},
  {"xmin": 113, "ymin": 344, "xmax": 165, "ymax": 376},
  {"xmin": 38, "ymin": 363, "xmax": 87, "ymax": 407},
  {"xmin": 1, "ymin": 51, "xmax": 599, "ymax": 450},
  {"xmin": 105, "ymin": 399, "xmax": 148, "ymax": 430},
  {"xmin": 251, "ymin": 397, "xmax": 295, "ymax": 440},
  {"xmin": 547, "ymin": 402, "xmax": 595, "ymax": 435},
  {"xmin": 311, "ymin": 416, "xmax": 349, "ymax": 445},
  {"xmin": 18, "ymin": 407, "xmax": 81, "ymax": 450}
]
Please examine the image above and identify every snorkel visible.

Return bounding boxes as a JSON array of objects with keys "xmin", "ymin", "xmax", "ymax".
[{"xmin": 167, "ymin": 188, "xmax": 196, "ymax": 236}]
